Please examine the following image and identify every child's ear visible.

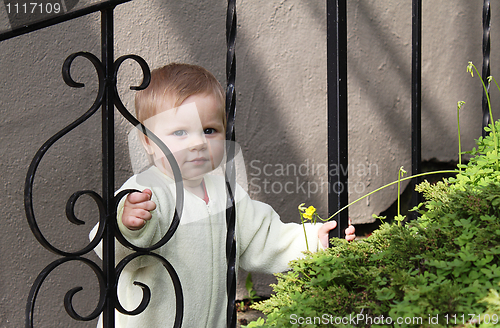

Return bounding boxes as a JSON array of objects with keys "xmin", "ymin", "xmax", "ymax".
[{"xmin": 137, "ymin": 129, "xmax": 155, "ymax": 155}]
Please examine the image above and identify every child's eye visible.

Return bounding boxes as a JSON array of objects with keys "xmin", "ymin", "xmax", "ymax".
[
  {"xmin": 173, "ymin": 130, "xmax": 187, "ymax": 136},
  {"xmin": 204, "ymin": 128, "xmax": 217, "ymax": 135}
]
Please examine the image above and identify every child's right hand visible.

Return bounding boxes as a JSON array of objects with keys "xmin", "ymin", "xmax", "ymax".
[{"xmin": 122, "ymin": 189, "xmax": 157, "ymax": 230}]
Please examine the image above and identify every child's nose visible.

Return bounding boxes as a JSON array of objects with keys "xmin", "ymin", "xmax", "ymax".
[{"xmin": 188, "ymin": 133, "xmax": 207, "ymax": 151}]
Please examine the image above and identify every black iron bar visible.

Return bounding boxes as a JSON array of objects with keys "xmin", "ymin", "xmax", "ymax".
[
  {"xmin": 482, "ymin": 0, "xmax": 491, "ymax": 137},
  {"xmin": 410, "ymin": 0, "xmax": 422, "ymax": 220},
  {"xmin": 327, "ymin": 0, "xmax": 348, "ymax": 242},
  {"xmin": 20, "ymin": 1, "xmax": 185, "ymax": 326},
  {"xmin": 101, "ymin": 7, "xmax": 116, "ymax": 328},
  {"xmin": 15, "ymin": 0, "xmax": 213, "ymax": 326},
  {"xmin": 225, "ymin": 0, "xmax": 237, "ymax": 326}
]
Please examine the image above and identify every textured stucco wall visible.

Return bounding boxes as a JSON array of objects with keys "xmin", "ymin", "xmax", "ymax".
[{"xmin": 1, "ymin": 0, "xmax": 499, "ymax": 326}]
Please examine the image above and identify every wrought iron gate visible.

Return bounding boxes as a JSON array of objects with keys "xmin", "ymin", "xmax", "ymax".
[
  {"xmin": 1, "ymin": 0, "xmax": 239, "ymax": 327},
  {"xmin": 2, "ymin": 0, "xmax": 492, "ymax": 326}
]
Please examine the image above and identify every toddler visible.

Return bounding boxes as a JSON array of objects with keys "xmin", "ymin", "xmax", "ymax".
[{"xmin": 92, "ymin": 63, "xmax": 355, "ymax": 328}]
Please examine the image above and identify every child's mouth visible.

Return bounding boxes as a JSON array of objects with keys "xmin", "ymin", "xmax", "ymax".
[{"xmin": 188, "ymin": 157, "xmax": 209, "ymax": 165}]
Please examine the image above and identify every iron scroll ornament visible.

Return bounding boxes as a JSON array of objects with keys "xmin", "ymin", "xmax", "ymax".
[{"xmin": 24, "ymin": 52, "xmax": 184, "ymax": 327}]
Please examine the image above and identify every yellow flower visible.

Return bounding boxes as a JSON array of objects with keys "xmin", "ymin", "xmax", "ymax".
[
  {"xmin": 467, "ymin": 61, "xmax": 474, "ymax": 77},
  {"xmin": 303, "ymin": 206, "xmax": 316, "ymax": 220}
]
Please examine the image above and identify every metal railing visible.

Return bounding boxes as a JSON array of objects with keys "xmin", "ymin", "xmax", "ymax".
[
  {"xmin": 2, "ymin": 0, "xmax": 237, "ymax": 327},
  {"xmin": 20, "ymin": 4, "xmax": 188, "ymax": 327},
  {"xmin": 482, "ymin": 0, "xmax": 492, "ymax": 138},
  {"xmin": 0, "ymin": 0, "xmax": 492, "ymax": 327}
]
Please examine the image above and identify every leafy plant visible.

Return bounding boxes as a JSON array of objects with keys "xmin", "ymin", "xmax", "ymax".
[
  {"xmin": 244, "ymin": 65, "xmax": 500, "ymax": 327},
  {"xmin": 468, "ymin": 283, "xmax": 500, "ymax": 327},
  {"xmin": 246, "ymin": 273, "xmax": 260, "ymax": 304},
  {"xmin": 237, "ymin": 273, "xmax": 262, "ymax": 314}
]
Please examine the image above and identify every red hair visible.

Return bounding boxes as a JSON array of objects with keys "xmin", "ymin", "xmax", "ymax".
[{"xmin": 135, "ymin": 63, "xmax": 226, "ymax": 129}]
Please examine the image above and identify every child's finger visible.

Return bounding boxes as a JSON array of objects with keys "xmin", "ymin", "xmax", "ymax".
[
  {"xmin": 126, "ymin": 217, "xmax": 147, "ymax": 230},
  {"xmin": 318, "ymin": 221, "xmax": 337, "ymax": 248},
  {"xmin": 345, "ymin": 225, "xmax": 356, "ymax": 241},
  {"xmin": 124, "ymin": 209, "xmax": 152, "ymax": 230},
  {"xmin": 327, "ymin": 221, "xmax": 337, "ymax": 230},
  {"xmin": 141, "ymin": 200, "xmax": 156, "ymax": 212},
  {"xmin": 345, "ymin": 234, "xmax": 356, "ymax": 241},
  {"xmin": 127, "ymin": 190, "xmax": 152, "ymax": 204},
  {"xmin": 142, "ymin": 189, "xmax": 152, "ymax": 199},
  {"xmin": 319, "ymin": 221, "xmax": 337, "ymax": 234},
  {"xmin": 133, "ymin": 209, "xmax": 153, "ymax": 221}
]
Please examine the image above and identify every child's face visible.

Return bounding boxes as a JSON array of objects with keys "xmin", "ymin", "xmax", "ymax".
[{"xmin": 143, "ymin": 93, "xmax": 225, "ymax": 183}]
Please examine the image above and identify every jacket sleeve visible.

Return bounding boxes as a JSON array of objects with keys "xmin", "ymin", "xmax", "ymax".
[
  {"xmin": 235, "ymin": 185, "xmax": 324, "ymax": 274},
  {"xmin": 89, "ymin": 170, "xmax": 174, "ymax": 267}
]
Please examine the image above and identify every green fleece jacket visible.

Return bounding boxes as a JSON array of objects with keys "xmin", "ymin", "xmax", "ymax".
[{"xmin": 91, "ymin": 166, "xmax": 323, "ymax": 328}]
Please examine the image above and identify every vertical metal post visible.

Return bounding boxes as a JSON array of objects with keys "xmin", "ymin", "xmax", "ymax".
[
  {"xmin": 410, "ymin": 0, "xmax": 422, "ymax": 219},
  {"xmin": 327, "ymin": 0, "xmax": 348, "ymax": 242},
  {"xmin": 101, "ymin": 7, "xmax": 115, "ymax": 328},
  {"xmin": 482, "ymin": 0, "xmax": 491, "ymax": 137},
  {"xmin": 225, "ymin": 0, "xmax": 237, "ymax": 326}
]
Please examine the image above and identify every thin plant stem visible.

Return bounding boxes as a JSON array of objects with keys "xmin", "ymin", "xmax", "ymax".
[
  {"xmin": 327, "ymin": 170, "xmax": 458, "ymax": 221},
  {"xmin": 397, "ymin": 167, "xmax": 406, "ymax": 221},
  {"xmin": 488, "ymin": 75, "xmax": 500, "ymax": 137},
  {"xmin": 457, "ymin": 101, "xmax": 465, "ymax": 172},
  {"xmin": 300, "ymin": 214, "xmax": 309, "ymax": 252},
  {"xmin": 468, "ymin": 62, "xmax": 498, "ymax": 170},
  {"xmin": 489, "ymin": 75, "xmax": 500, "ymax": 95},
  {"xmin": 398, "ymin": 170, "xmax": 401, "ymax": 217}
]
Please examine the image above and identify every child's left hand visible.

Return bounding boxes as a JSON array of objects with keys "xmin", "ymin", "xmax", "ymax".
[{"xmin": 318, "ymin": 220, "xmax": 355, "ymax": 248}]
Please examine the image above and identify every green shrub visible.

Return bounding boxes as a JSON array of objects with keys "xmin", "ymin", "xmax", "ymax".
[{"xmin": 245, "ymin": 121, "xmax": 500, "ymax": 328}]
